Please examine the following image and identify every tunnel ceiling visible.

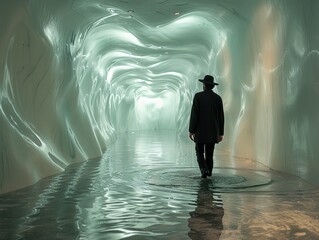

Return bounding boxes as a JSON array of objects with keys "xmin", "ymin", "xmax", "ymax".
[{"xmin": 34, "ymin": 0, "xmax": 252, "ymax": 133}]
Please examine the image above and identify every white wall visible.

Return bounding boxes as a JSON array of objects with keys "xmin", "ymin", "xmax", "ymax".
[{"xmin": 1, "ymin": 0, "xmax": 319, "ymax": 193}]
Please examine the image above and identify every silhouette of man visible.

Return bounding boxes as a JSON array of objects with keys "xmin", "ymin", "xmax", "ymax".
[{"xmin": 189, "ymin": 75, "xmax": 224, "ymax": 178}]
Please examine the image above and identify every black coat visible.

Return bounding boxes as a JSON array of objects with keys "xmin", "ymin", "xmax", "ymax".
[{"xmin": 189, "ymin": 89, "xmax": 224, "ymax": 143}]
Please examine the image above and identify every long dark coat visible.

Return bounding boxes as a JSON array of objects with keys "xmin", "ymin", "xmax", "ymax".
[{"xmin": 189, "ymin": 89, "xmax": 224, "ymax": 143}]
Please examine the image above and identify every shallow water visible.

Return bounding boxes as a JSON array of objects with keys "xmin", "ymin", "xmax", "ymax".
[{"xmin": 1, "ymin": 131, "xmax": 319, "ymax": 239}]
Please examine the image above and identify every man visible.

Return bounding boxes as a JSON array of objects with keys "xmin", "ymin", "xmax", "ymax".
[{"xmin": 189, "ymin": 75, "xmax": 224, "ymax": 178}]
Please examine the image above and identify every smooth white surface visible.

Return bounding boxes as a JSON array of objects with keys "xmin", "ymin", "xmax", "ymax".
[{"xmin": 1, "ymin": 0, "xmax": 319, "ymax": 193}]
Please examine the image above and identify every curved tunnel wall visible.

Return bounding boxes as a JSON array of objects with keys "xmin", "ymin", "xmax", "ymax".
[{"xmin": 1, "ymin": 0, "xmax": 319, "ymax": 193}]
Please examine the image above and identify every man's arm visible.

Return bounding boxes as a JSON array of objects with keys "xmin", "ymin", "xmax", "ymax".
[
  {"xmin": 218, "ymin": 97, "xmax": 225, "ymax": 143},
  {"xmin": 189, "ymin": 94, "xmax": 199, "ymax": 140}
]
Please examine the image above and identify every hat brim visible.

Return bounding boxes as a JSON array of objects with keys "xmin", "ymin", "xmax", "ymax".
[{"xmin": 199, "ymin": 79, "xmax": 219, "ymax": 85}]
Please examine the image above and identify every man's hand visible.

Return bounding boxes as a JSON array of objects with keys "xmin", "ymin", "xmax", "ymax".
[
  {"xmin": 189, "ymin": 132, "xmax": 195, "ymax": 141},
  {"xmin": 218, "ymin": 135, "xmax": 224, "ymax": 143}
]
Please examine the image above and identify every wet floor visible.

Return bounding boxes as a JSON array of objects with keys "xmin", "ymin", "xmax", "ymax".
[{"xmin": 1, "ymin": 131, "xmax": 319, "ymax": 240}]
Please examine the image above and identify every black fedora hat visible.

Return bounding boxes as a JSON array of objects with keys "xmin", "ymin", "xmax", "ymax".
[{"xmin": 199, "ymin": 75, "xmax": 218, "ymax": 85}]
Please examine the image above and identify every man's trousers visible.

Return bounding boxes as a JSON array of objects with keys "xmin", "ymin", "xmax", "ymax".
[{"xmin": 195, "ymin": 142, "xmax": 215, "ymax": 175}]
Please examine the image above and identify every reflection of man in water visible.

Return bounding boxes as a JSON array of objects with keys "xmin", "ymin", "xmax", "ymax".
[
  {"xmin": 188, "ymin": 180, "xmax": 224, "ymax": 239},
  {"xmin": 189, "ymin": 75, "xmax": 224, "ymax": 178}
]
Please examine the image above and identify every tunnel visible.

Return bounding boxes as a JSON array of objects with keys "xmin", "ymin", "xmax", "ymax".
[{"xmin": 1, "ymin": 0, "xmax": 319, "ymax": 239}]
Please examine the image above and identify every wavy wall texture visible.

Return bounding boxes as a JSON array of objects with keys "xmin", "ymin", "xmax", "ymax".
[{"xmin": 1, "ymin": 0, "xmax": 319, "ymax": 193}]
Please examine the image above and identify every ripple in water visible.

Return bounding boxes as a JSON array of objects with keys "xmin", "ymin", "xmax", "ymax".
[{"xmin": 141, "ymin": 167, "xmax": 272, "ymax": 191}]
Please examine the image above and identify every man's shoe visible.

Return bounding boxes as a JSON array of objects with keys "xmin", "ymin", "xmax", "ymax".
[
  {"xmin": 206, "ymin": 171, "xmax": 212, "ymax": 177},
  {"xmin": 201, "ymin": 173, "xmax": 207, "ymax": 178},
  {"xmin": 201, "ymin": 168, "xmax": 207, "ymax": 178}
]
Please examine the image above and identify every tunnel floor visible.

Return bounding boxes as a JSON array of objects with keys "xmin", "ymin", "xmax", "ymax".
[{"xmin": 1, "ymin": 130, "xmax": 319, "ymax": 240}]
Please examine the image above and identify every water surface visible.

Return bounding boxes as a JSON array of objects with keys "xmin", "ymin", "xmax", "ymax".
[{"xmin": 1, "ymin": 131, "xmax": 319, "ymax": 239}]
